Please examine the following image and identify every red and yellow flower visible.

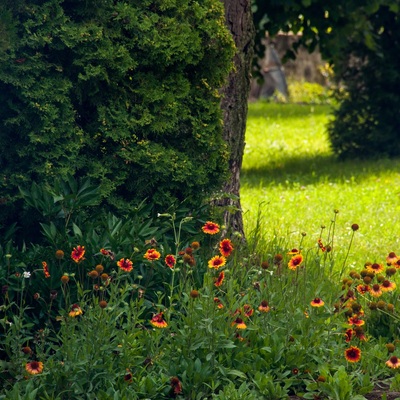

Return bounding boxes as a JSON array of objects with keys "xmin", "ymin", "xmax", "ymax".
[
  {"xmin": 202, "ymin": 221, "xmax": 220, "ymax": 235},
  {"xmin": 310, "ymin": 297, "xmax": 324, "ymax": 307},
  {"xmin": 214, "ymin": 297, "xmax": 224, "ymax": 309},
  {"xmin": 258, "ymin": 300, "xmax": 270, "ymax": 313},
  {"xmin": 69, "ymin": 304, "xmax": 83, "ymax": 317},
  {"xmin": 117, "ymin": 258, "xmax": 133, "ymax": 272},
  {"xmin": 386, "ymin": 356, "xmax": 400, "ymax": 369},
  {"xmin": 219, "ymin": 239, "xmax": 234, "ymax": 257},
  {"xmin": 208, "ymin": 255, "xmax": 226, "ymax": 269},
  {"xmin": 150, "ymin": 312, "xmax": 168, "ymax": 328},
  {"xmin": 348, "ymin": 315, "xmax": 365, "ymax": 326},
  {"xmin": 214, "ymin": 271, "xmax": 225, "ymax": 287},
  {"xmin": 367, "ymin": 263, "xmax": 384, "ymax": 274},
  {"xmin": 244, "ymin": 304, "xmax": 254, "ymax": 317},
  {"xmin": 288, "ymin": 254, "xmax": 303, "ymax": 270},
  {"xmin": 232, "ymin": 317, "xmax": 247, "ymax": 329},
  {"xmin": 25, "ymin": 360, "xmax": 44, "ymax": 375},
  {"xmin": 71, "ymin": 245, "xmax": 85, "ymax": 263},
  {"xmin": 144, "ymin": 248, "xmax": 161, "ymax": 261},
  {"xmin": 165, "ymin": 254, "xmax": 176, "ymax": 269},
  {"xmin": 344, "ymin": 346, "xmax": 361, "ymax": 363},
  {"xmin": 381, "ymin": 280, "xmax": 396, "ymax": 292},
  {"xmin": 42, "ymin": 261, "xmax": 50, "ymax": 278},
  {"xmin": 370, "ymin": 283, "xmax": 383, "ymax": 297}
]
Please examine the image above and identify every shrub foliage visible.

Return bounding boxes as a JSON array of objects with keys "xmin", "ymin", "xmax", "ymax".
[{"xmin": 0, "ymin": 0, "xmax": 234, "ymax": 230}]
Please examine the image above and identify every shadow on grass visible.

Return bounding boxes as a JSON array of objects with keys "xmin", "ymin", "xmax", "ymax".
[{"xmin": 241, "ymin": 152, "xmax": 400, "ymax": 187}]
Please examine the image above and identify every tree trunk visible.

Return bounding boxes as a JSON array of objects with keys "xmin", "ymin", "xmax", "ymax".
[{"xmin": 219, "ymin": 0, "xmax": 255, "ymax": 237}]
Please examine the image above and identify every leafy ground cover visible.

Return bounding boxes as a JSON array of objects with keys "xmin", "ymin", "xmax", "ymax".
[{"xmin": 1, "ymin": 102, "xmax": 400, "ymax": 399}]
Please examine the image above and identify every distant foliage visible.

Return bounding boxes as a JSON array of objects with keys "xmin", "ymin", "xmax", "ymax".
[
  {"xmin": 328, "ymin": 5, "xmax": 400, "ymax": 158},
  {"xmin": 0, "ymin": 0, "xmax": 234, "ymax": 231}
]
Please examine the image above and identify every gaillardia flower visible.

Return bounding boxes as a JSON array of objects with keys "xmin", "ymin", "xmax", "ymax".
[
  {"xmin": 117, "ymin": 258, "xmax": 133, "ymax": 272},
  {"xmin": 367, "ymin": 263, "xmax": 384, "ymax": 274},
  {"xmin": 202, "ymin": 221, "xmax": 220, "ymax": 235},
  {"xmin": 386, "ymin": 356, "xmax": 400, "ymax": 369},
  {"xmin": 71, "ymin": 245, "xmax": 85, "ymax": 263},
  {"xmin": 310, "ymin": 298, "xmax": 324, "ymax": 307},
  {"xmin": 344, "ymin": 346, "xmax": 361, "ymax": 363},
  {"xmin": 150, "ymin": 312, "xmax": 168, "ymax": 328},
  {"xmin": 348, "ymin": 315, "xmax": 365, "ymax": 326},
  {"xmin": 288, "ymin": 254, "xmax": 303, "ymax": 270},
  {"xmin": 25, "ymin": 361, "xmax": 44, "ymax": 375},
  {"xmin": 258, "ymin": 300, "xmax": 270, "ymax": 313},
  {"xmin": 386, "ymin": 252, "xmax": 398, "ymax": 266},
  {"xmin": 69, "ymin": 304, "xmax": 83, "ymax": 317},
  {"xmin": 144, "ymin": 248, "xmax": 161, "ymax": 261},
  {"xmin": 381, "ymin": 280, "xmax": 396, "ymax": 292},
  {"xmin": 370, "ymin": 284, "xmax": 383, "ymax": 297},
  {"xmin": 208, "ymin": 255, "xmax": 226, "ymax": 269},
  {"xmin": 219, "ymin": 239, "xmax": 234, "ymax": 257},
  {"xmin": 244, "ymin": 304, "xmax": 254, "ymax": 317},
  {"xmin": 165, "ymin": 254, "xmax": 176, "ymax": 269},
  {"xmin": 232, "ymin": 317, "xmax": 247, "ymax": 329},
  {"xmin": 214, "ymin": 271, "xmax": 225, "ymax": 287}
]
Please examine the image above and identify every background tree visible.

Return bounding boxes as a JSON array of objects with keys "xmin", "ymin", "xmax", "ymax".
[
  {"xmin": 252, "ymin": 0, "xmax": 400, "ymax": 158},
  {"xmin": 0, "ymin": 0, "xmax": 235, "ymax": 236}
]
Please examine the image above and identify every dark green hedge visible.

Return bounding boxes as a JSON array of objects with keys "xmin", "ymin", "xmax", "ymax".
[
  {"xmin": 0, "ymin": 0, "xmax": 234, "ymax": 231},
  {"xmin": 328, "ymin": 5, "xmax": 400, "ymax": 159}
]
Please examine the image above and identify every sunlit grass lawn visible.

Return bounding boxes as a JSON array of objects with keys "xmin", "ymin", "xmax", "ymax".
[{"xmin": 241, "ymin": 102, "xmax": 400, "ymax": 268}]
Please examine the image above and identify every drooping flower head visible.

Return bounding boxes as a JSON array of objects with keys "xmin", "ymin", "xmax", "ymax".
[
  {"xmin": 150, "ymin": 312, "xmax": 168, "ymax": 328},
  {"xmin": 232, "ymin": 317, "xmax": 247, "ymax": 329},
  {"xmin": 214, "ymin": 271, "xmax": 225, "ymax": 287},
  {"xmin": 42, "ymin": 261, "xmax": 50, "ymax": 278},
  {"xmin": 165, "ymin": 254, "xmax": 176, "ymax": 269},
  {"xmin": 219, "ymin": 239, "xmax": 234, "ymax": 257},
  {"xmin": 381, "ymin": 280, "xmax": 396, "ymax": 292},
  {"xmin": 317, "ymin": 239, "xmax": 326, "ymax": 252},
  {"xmin": 117, "ymin": 258, "xmax": 133, "ymax": 272},
  {"xmin": 25, "ymin": 361, "xmax": 44, "ymax": 375},
  {"xmin": 386, "ymin": 356, "xmax": 400, "ymax": 369},
  {"xmin": 386, "ymin": 252, "xmax": 398, "ymax": 266},
  {"xmin": 208, "ymin": 255, "xmax": 226, "ymax": 269},
  {"xmin": 258, "ymin": 300, "xmax": 270, "ymax": 313},
  {"xmin": 370, "ymin": 283, "xmax": 383, "ymax": 297},
  {"xmin": 214, "ymin": 297, "xmax": 224, "ymax": 309},
  {"xmin": 170, "ymin": 377, "xmax": 183, "ymax": 395},
  {"xmin": 344, "ymin": 346, "xmax": 361, "ymax": 363},
  {"xmin": 202, "ymin": 221, "xmax": 220, "ymax": 235},
  {"xmin": 344, "ymin": 328, "xmax": 354, "ymax": 342},
  {"xmin": 71, "ymin": 245, "xmax": 85, "ymax": 263},
  {"xmin": 69, "ymin": 304, "xmax": 83, "ymax": 317},
  {"xmin": 244, "ymin": 304, "xmax": 254, "ymax": 317},
  {"xmin": 144, "ymin": 248, "xmax": 161, "ymax": 261},
  {"xmin": 310, "ymin": 297, "xmax": 324, "ymax": 307},
  {"xmin": 288, "ymin": 254, "xmax": 303, "ymax": 270}
]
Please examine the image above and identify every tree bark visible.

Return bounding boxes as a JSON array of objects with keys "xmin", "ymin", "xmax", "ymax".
[{"xmin": 219, "ymin": 0, "xmax": 255, "ymax": 237}]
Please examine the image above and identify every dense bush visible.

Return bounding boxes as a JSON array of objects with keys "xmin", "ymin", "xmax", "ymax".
[
  {"xmin": 0, "ymin": 0, "xmax": 234, "ymax": 234},
  {"xmin": 328, "ymin": 5, "xmax": 400, "ymax": 159}
]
